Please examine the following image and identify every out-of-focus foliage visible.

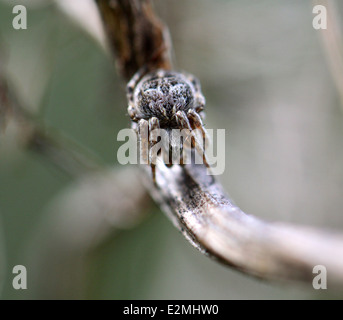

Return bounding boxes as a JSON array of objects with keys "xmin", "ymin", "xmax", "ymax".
[{"xmin": 0, "ymin": 0, "xmax": 343, "ymax": 299}]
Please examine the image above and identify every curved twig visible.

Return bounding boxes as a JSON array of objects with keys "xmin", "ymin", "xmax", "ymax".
[
  {"xmin": 96, "ymin": 0, "xmax": 343, "ymax": 287},
  {"xmin": 146, "ymin": 161, "xmax": 343, "ymax": 286}
]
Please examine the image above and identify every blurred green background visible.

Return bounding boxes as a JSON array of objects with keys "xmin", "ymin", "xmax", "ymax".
[{"xmin": 1, "ymin": 0, "xmax": 343, "ymax": 299}]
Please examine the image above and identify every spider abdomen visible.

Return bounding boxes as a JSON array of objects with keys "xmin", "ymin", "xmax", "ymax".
[{"xmin": 133, "ymin": 71, "xmax": 195, "ymax": 124}]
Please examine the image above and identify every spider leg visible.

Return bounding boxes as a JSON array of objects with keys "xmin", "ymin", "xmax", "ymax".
[
  {"xmin": 137, "ymin": 119, "xmax": 149, "ymax": 166},
  {"xmin": 128, "ymin": 102, "xmax": 138, "ymax": 121},
  {"xmin": 172, "ymin": 126, "xmax": 187, "ymax": 166},
  {"xmin": 166, "ymin": 128, "xmax": 183, "ymax": 168},
  {"xmin": 127, "ymin": 81, "xmax": 137, "ymax": 105},
  {"xmin": 187, "ymin": 109, "xmax": 210, "ymax": 149},
  {"xmin": 184, "ymin": 73, "xmax": 206, "ymax": 115},
  {"xmin": 175, "ymin": 111, "xmax": 210, "ymax": 169},
  {"xmin": 126, "ymin": 66, "xmax": 148, "ymax": 102},
  {"xmin": 148, "ymin": 117, "xmax": 160, "ymax": 184},
  {"xmin": 178, "ymin": 132, "xmax": 186, "ymax": 167},
  {"xmin": 184, "ymin": 72, "xmax": 201, "ymax": 92},
  {"xmin": 127, "ymin": 67, "xmax": 150, "ymax": 121}
]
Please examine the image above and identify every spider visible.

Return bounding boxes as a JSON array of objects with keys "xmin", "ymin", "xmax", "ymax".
[{"xmin": 127, "ymin": 68, "xmax": 210, "ymax": 183}]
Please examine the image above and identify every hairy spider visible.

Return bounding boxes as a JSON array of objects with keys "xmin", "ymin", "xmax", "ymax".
[{"xmin": 127, "ymin": 68, "xmax": 210, "ymax": 182}]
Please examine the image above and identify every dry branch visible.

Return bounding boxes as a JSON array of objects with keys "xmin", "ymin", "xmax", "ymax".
[
  {"xmin": 96, "ymin": 0, "xmax": 171, "ymax": 81},
  {"xmin": 96, "ymin": 0, "xmax": 343, "ymax": 287},
  {"xmin": 146, "ymin": 162, "xmax": 343, "ymax": 286}
]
